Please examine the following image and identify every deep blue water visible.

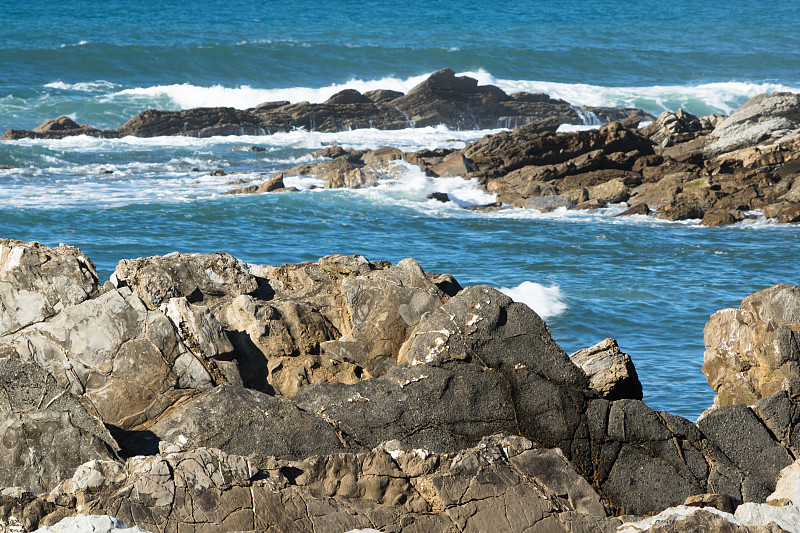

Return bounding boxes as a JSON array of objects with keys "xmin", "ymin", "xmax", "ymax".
[{"xmin": 2, "ymin": 0, "xmax": 800, "ymax": 420}]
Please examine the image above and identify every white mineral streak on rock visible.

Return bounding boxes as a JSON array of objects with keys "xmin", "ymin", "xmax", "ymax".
[
  {"xmin": 346, "ymin": 392, "xmax": 370, "ymax": 402},
  {"xmin": 466, "ymin": 313, "xmax": 482, "ymax": 326},
  {"xmin": 397, "ymin": 374, "xmax": 428, "ymax": 387},
  {"xmin": 33, "ymin": 514, "xmax": 150, "ymax": 533},
  {"xmin": 411, "ymin": 329, "xmax": 450, "ymax": 365},
  {"xmin": 617, "ymin": 503, "xmax": 800, "ymax": 533},
  {"xmin": 617, "ymin": 506, "xmax": 740, "ymax": 532}
]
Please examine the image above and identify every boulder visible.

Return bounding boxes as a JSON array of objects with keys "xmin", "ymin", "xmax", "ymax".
[
  {"xmin": 570, "ymin": 338, "xmax": 643, "ymax": 400},
  {"xmin": 0, "ymin": 287, "xmax": 210, "ymax": 431},
  {"xmin": 700, "ymin": 207, "xmax": 745, "ymax": 227},
  {"xmin": 706, "ymin": 92, "xmax": 800, "ymax": 155},
  {"xmin": 703, "ymin": 284, "xmax": 800, "ymax": 408},
  {"xmin": 778, "ymin": 203, "xmax": 800, "ymax": 223},
  {"xmin": 256, "ymin": 172, "xmax": 286, "ymax": 193},
  {"xmin": 587, "ymin": 177, "xmax": 629, "ymax": 204},
  {"xmin": 113, "ymin": 251, "xmax": 259, "ymax": 309},
  {"xmin": 656, "ymin": 198, "xmax": 706, "ymax": 221},
  {"xmin": 642, "ymin": 109, "xmax": 713, "ymax": 146},
  {"xmin": 615, "ymin": 203, "xmax": 652, "ymax": 217},
  {"xmin": 523, "ymin": 195, "xmax": 573, "ymax": 212},
  {"xmin": 321, "ymin": 258, "xmax": 449, "ymax": 377},
  {"xmin": 0, "ymin": 239, "xmax": 99, "ymax": 336}
]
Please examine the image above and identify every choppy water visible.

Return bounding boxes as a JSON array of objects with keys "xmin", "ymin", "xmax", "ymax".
[{"xmin": 2, "ymin": 0, "xmax": 800, "ymax": 419}]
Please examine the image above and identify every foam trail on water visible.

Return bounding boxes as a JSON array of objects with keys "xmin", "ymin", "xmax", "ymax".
[
  {"xmin": 105, "ymin": 73, "xmax": 432, "ymax": 110},
  {"xmin": 462, "ymin": 69, "xmax": 800, "ymax": 115},
  {"xmin": 498, "ymin": 281, "xmax": 567, "ymax": 319},
  {"xmin": 40, "ymin": 69, "xmax": 800, "ymax": 119}
]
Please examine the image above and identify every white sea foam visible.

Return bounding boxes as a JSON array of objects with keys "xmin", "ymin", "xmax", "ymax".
[
  {"xmin": 338, "ymin": 160, "xmax": 496, "ymax": 210},
  {"xmin": 104, "ymin": 73, "xmax": 432, "ymax": 110},
  {"xmin": 45, "ymin": 80, "xmax": 121, "ymax": 93},
  {"xmin": 8, "ymin": 126, "xmax": 498, "ymax": 154},
  {"xmin": 498, "ymin": 281, "xmax": 567, "ymax": 319},
  {"xmin": 462, "ymin": 69, "xmax": 800, "ymax": 115},
  {"xmin": 48, "ymin": 68, "xmax": 800, "ymax": 118}
]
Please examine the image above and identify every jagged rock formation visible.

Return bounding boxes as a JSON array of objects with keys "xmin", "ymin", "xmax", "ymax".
[
  {"xmin": 703, "ymin": 284, "xmax": 800, "ymax": 409},
  {"xmin": 0, "ymin": 69, "xmax": 649, "ymax": 140},
  {"xmin": 260, "ymin": 94, "xmax": 800, "ymax": 224},
  {"xmin": 1, "ymin": 240, "xmax": 800, "ymax": 531}
]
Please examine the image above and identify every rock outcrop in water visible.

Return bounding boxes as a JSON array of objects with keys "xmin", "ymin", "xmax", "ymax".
[
  {"xmin": 2, "ymin": 239, "xmax": 800, "ymax": 531},
  {"xmin": 0, "ymin": 69, "xmax": 649, "ymax": 140},
  {"xmin": 259, "ymin": 91, "xmax": 800, "ymax": 224},
  {"xmin": 5, "ymin": 71, "xmax": 799, "ymax": 224}
]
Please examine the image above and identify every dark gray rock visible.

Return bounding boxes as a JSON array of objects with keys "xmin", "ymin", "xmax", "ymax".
[
  {"xmin": 698, "ymin": 403, "xmax": 793, "ymax": 502},
  {"xmin": 0, "ymin": 358, "xmax": 119, "ymax": 495},
  {"xmin": 131, "ymin": 385, "xmax": 347, "ymax": 461}
]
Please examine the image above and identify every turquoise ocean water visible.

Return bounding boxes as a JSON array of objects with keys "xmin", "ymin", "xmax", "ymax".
[{"xmin": 2, "ymin": 0, "xmax": 800, "ymax": 419}]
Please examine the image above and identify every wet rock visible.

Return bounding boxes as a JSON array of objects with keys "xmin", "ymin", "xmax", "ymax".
[
  {"xmin": 570, "ymin": 338, "xmax": 643, "ymax": 400},
  {"xmin": 428, "ymin": 192, "xmax": 450, "ymax": 202},
  {"xmin": 778, "ymin": 203, "xmax": 800, "ymax": 223},
  {"xmin": 256, "ymin": 172, "xmax": 286, "ymax": 193},
  {"xmin": 703, "ymin": 284, "xmax": 800, "ymax": 408},
  {"xmin": 615, "ymin": 203, "xmax": 652, "ymax": 216},
  {"xmin": 700, "ymin": 207, "xmax": 745, "ymax": 227},
  {"xmin": 4, "ymin": 70, "xmax": 637, "ymax": 139},
  {"xmin": 523, "ymin": 195, "xmax": 573, "ymax": 212},
  {"xmin": 361, "ymin": 146, "xmax": 404, "ymax": 165},
  {"xmin": 587, "ymin": 177, "xmax": 630, "ymax": 203},
  {"xmin": 656, "ymin": 198, "xmax": 706, "ymax": 221}
]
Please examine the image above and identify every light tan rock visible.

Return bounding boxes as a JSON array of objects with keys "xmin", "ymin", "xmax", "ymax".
[
  {"xmin": 703, "ymin": 284, "xmax": 800, "ymax": 409},
  {"xmin": 0, "ymin": 239, "xmax": 99, "ymax": 336},
  {"xmin": 570, "ymin": 338, "xmax": 642, "ymax": 400}
]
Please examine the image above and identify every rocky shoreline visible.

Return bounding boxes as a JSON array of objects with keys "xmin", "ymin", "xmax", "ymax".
[
  {"xmin": 1, "ymin": 239, "xmax": 800, "ymax": 532},
  {"xmin": 3, "ymin": 69, "xmax": 800, "ymax": 225}
]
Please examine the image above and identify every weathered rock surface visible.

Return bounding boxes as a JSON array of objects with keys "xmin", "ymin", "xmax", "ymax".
[
  {"xmin": 27, "ymin": 437, "xmax": 622, "ymax": 533},
  {"xmin": 0, "ymin": 239, "xmax": 99, "ymax": 336},
  {"xmin": 0, "ymin": 358, "xmax": 119, "ymax": 496},
  {"xmin": 570, "ymin": 338, "xmax": 643, "ymax": 400},
  {"xmin": 706, "ymin": 93, "xmax": 800, "ymax": 155},
  {"xmin": 4, "ymin": 241, "xmax": 800, "ymax": 531},
  {"xmin": 703, "ymin": 283, "xmax": 800, "ymax": 408}
]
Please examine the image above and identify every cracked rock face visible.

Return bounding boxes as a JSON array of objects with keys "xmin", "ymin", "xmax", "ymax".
[
  {"xmin": 0, "ymin": 239, "xmax": 99, "ymax": 337},
  {"xmin": 0, "ymin": 357, "xmax": 118, "ymax": 496},
  {"xmin": 5, "ymin": 240, "xmax": 800, "ymax": 530},
  {"xmin": 34, "ymin": 437, "xmax": 622, "ymax": 533},
  {"xmin": 703, "ymin": 284, "xmax": 800, "ymax": 408}
]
